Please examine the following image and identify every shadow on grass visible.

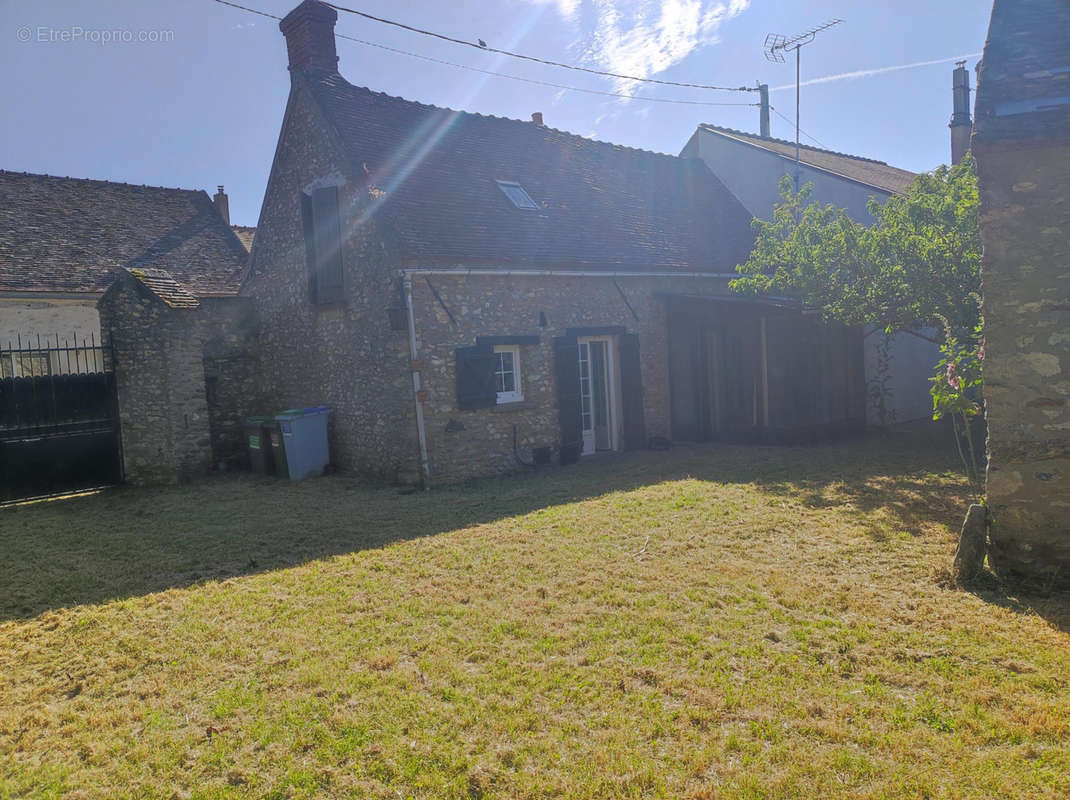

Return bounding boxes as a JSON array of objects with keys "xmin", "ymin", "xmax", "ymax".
[
  {"xmin": 964, "ymin": 574, "xmax": 1070, "ymax": 635},
  {"xmin": 0, "ymin": 424, "xmax": 975, "ymax": 621}
]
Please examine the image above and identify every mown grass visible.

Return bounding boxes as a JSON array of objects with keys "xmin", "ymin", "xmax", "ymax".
[{"xmin": 1, "ymin": 429, "xmax": 1067, "ymax": 799}]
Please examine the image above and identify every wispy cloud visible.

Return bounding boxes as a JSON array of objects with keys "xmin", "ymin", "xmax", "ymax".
[
  {"xmin": 770, "ymin": 53, "xmax": 983, "ymax": 91},
  {"xmin": 525, "ymin": 0, "xmax": 582, "ymax": 21},
  {"xmin": 523, "ymin": 0, "xmax": 750, "ymax": 97}
]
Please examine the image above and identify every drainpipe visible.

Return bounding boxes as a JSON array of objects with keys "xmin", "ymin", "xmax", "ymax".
[
  {"xmin": 760, "ymin": 316, "xmax": 770, "ymax": 429},
  {"xmin": 404, "ymin": 273, "xmax": 431, "ymax": 486}
]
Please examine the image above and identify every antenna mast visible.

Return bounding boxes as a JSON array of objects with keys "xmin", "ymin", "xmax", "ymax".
[{"xmin": 763, "ymin": 19, "xmax": 842, "ymax": 188}]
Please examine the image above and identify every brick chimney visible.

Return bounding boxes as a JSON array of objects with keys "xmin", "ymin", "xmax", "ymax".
[
  {"xmin": 279, "ymin": 0, "xmax": 339, "ymax": 73},
  {"xmin": 949, "ymin": 61, "xmax": 972, "ymax": 165},
  {"xmin": 213, "ymin": 185, "xmax": 230, "ymax": 225},
  {"xmin": 531, "ymin": 112, "xmax": 544, "ymax": 126}
]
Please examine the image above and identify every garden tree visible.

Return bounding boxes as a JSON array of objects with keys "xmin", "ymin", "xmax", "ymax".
[
  {"xmin": 732, "ymin": 156, "xmax": 980, "ymax": 335},
  {"xmin": 731, "ymin": 157, "xmax": 983, "ymax": 486}
]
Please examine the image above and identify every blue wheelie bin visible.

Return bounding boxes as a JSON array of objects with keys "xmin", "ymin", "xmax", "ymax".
[{"xmin": 275, "ymin": 406, "xmax": 332, "ymax": 480}]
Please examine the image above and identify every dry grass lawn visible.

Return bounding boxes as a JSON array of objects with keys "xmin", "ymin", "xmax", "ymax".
[{"xmin": 1, "ymin": 428, "xmax": 1067, "ymax": 799}]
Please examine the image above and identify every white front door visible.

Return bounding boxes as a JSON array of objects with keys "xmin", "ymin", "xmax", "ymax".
[{"xmin": 578, "ymin": 337, "xmax": 617, "ymax": 455}]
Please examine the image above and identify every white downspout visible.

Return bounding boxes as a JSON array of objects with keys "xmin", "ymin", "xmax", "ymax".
[{"xmin": 404, "ymin": 274, "xmax": 431, "ymax": 486}]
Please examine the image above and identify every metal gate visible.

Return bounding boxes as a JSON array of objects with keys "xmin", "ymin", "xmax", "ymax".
[{"xmin": 0, "ymin": 334, "xmax": 122, "ymax": 501}]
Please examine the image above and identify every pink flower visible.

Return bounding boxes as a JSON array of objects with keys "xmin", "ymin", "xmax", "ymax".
[{"xmin": 946, "ymin": 362, "xmax": 961, "ymax": 390}]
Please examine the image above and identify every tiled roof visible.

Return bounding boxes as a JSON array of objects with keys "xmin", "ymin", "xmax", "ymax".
[
  {"xmin": 231, "ymin": 225, "xmax": 256, "ymax": 252},
  {"xmin": 127, "ymin": 268, "xmax": 200, "ymax": 309},
  {"xmin": 696, "ymin": 124, "xmax": 917, "ymax": 194},
  {"xmin": 0, "ymin": 171, "xmax": 247, "ymax": 296},
  {"xmin": 974, "ymin": 0, "xmax": 1070, "ymax": 143},
  {"xmin": 302, "ymin": 71, "xmax": 756, "ymax": 272}
]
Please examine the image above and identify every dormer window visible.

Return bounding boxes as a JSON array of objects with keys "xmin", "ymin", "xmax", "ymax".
[{"xmin": 496, "ymin": 180, "xmax": 538, "ymax": 210}]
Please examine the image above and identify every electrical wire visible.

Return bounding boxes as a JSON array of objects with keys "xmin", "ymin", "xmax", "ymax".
[
  {"xmin": 324, "ymin": 2, "xmax": 755, "ymax": 92},
  {"xmin": 213, "ymin": 0, "xmax": 759, "ymax": 107},
  {"xmin": 769, "ymin": 106, "xmax": 828, "ymax": 149}
]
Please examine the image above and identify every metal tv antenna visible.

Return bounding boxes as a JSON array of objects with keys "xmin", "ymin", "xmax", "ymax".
[{"xmin": 763, "ymin": 19, "xmax": 843, "ymax": 187}]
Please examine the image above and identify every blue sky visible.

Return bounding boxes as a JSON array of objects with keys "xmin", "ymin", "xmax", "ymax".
[{"xmin": 2, "ymin": 0, "xmax": 992, "ymax": 226}]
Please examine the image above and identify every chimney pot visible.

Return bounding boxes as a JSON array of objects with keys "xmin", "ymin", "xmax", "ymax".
[
  {"xmin": 949, "ymin": 62, "xmax": 972, "ymax": 165},
  {"xmin": 279, "ymin": 0, "xmax": 339, "ymax": 74},
  {"xmin": 213, "ymin": 186, "xmax": 230, "ymax": 226},
  {"xmin": 531, "ymin": 112, "xmax": 544, "ymax": 126}
]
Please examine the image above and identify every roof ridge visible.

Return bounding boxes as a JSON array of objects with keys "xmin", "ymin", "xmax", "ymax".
[
  {"xmin": 697, "ymin": 123, "xmax": 895, "ymax": 166},
  {"xmin": 0, "ymin": 169, "xmax": 206, "ymax": 195},
  {"xmin": 309, "ymin": 71, "xmax": 699, "ymax": 166}
]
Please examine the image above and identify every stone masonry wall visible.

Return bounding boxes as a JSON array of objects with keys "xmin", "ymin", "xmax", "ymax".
[
  {"xmin": 100, "ymin": 280, "xmax": 212, "ymax": 484},
  {"xmin": 241, "ymin": 79, "xmax": 420, "ymax": 483},
  {"xmin": 976, "ymin": 141, "xmax": 1070, "ymax": 581},
  {"xmin": 410, "ymin": 273, "xmax": 736, "ymax": 484},
  {"xmin": 200, "ymin": 297, "xmax": 261, "ymax": 471},
  {"xmin": 99, "ymin": 282, "xmax": 259, "ymax": 485}
]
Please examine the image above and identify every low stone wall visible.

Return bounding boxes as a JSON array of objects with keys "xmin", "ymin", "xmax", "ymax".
[{"xmin": 976, "ymin": 141, "xmax": 1070, "ymax": 581}]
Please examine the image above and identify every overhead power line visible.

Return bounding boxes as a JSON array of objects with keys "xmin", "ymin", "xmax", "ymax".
[
  {"xmin": 770, "ymin": 106, "xmax": 827, "ymax": 149},
  {"xmin": 325, "ymin": 2, "xmax": 755, "ymax": 92},
  {"xmin": 213, "ymin": 0, "xmax": 758, "ymax": 108}
]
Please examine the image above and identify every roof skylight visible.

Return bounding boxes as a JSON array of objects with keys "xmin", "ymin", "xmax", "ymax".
[{"xmin": 496, "ymin": 180, "xmax": 539, "ymax": 210}]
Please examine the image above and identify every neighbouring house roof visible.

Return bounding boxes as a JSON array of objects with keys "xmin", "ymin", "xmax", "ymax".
[
  {"xmin": 695, "ymin": 124, "xmax": 917, "ymax": 195},
  {"xmin": 231, "ymin": 225, "xmax": 256, "ymax": 253},
  {"xmin": 974, "ymin": 0, "xmax": 1070, "ymax": 144},
  {"xmin": 301, "ymin": 71, "xmax": 757, "ymax": 272},
  {"xmin": 126, "ymin": 267, "xmax": 200, "ymax": 309},
  {"xmin": 0, "ymin": 171, "xmax": 247, "ymax": 297}
]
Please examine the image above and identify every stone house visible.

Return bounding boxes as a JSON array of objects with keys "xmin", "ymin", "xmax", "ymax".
[
  {"xmin": 680, "ymin": 125, "xmax": 939, "ymax": 427},
  {"xmin": 0, "ymin": 171, "xmax": 249, "ymax": 369},
  {"xmin": 973, "ymin": 0, "xmax": 1069, "ymax": 581},
  {"xmin": 238, "ymin": 0, "xmax": 866, "ymax": 486}
]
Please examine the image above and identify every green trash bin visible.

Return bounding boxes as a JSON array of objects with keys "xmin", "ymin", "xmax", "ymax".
[
  {"xmin": 269, "ymin": 421, "xmax": 289, "ymax": 479},
  {"xmin": 244, "ymin": 416, "xmax": 275, "ymax": 475}
]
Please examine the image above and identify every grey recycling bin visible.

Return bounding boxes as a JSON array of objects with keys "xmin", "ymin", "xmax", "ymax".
[{"xmin": 274, "ymin": 406, "xmax": 332, "ymax": 480}]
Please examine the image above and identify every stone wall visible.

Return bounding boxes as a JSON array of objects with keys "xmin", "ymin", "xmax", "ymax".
[
  {"xmin": 99, "ymin": 279, "xmax": 259, "ymax": 485},
  {"xmin": 409, "ymin": 273, "xmax": 737, "ymax": 484},
  {"xmin": 975, "ymin": 141, "xmax": 1070, "ymax": 581},
  {"xmin": 200, "ymin": 298, "xmax": 261, "ymax": 471},
  {"xmin": 241, "ymin": 77, "xmax": 420, "ymax": 483}
]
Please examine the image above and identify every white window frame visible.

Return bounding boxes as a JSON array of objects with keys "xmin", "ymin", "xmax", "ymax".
[{"xmin": 493, "ymin": 345, "xmax": 523, "ymax": 404}]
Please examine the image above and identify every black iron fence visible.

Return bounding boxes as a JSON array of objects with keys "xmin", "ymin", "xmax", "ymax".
[
  {"xmin": 0, "ymin": 334, "xmax": 122, "ymax": 500},
  {"xmin": 0, "ymin": 334, "xmax": 115, "ymax": 435}
]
